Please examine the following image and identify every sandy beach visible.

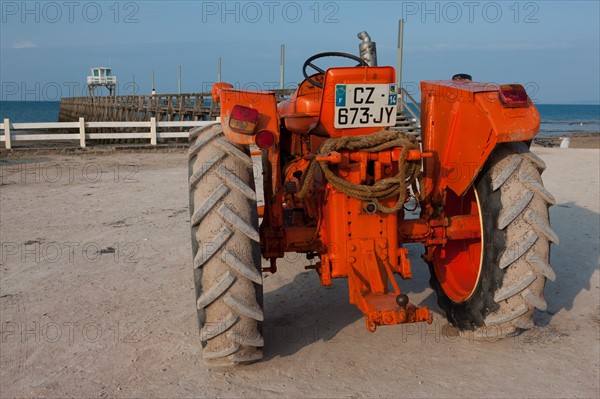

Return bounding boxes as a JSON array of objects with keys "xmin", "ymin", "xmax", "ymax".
[
  {"xmin": 534, "ymin": 132, "xmax": 600, "ymax": 149},
  {"xmin": 0, "ymin": 146, "xmax": 598, "ymax": 398}
]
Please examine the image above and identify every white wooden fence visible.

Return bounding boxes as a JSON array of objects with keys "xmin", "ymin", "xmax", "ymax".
[{"xmin": 1, "ymin": 117, "xmax": 216, "ymax": 149}]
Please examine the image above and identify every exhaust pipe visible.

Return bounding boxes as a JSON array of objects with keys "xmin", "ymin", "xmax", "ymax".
[{"xmin": 357, "ymin": 31, "xmax": 377, "ymax": 66}]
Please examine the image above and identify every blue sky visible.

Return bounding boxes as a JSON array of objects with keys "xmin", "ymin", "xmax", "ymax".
[{"xmin": 1, "ymin": 0, "xmax": 599, "ymax": 103}]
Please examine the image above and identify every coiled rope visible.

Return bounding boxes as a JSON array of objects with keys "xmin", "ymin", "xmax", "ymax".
[{"xmin": 297, "ymin": 129, "xmax": 421, "ymax": 214}]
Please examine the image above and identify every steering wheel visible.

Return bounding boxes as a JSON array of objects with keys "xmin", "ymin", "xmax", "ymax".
[{"xmin": 302, "ymin": 52, "xmax": 369, "ymax": 88}]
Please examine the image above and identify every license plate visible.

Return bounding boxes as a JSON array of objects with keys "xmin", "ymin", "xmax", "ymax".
[{"xmin": 334, "ymin": 83, "xmax": 398, "ymax": 129}]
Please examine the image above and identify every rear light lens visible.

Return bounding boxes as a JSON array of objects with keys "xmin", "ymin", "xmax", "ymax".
[
  {"xmin": 255, "ymin": 130, "xmax": 275, "ymax": 149},
  {"xmin": 229, "ymin": 105, "xmax": 259, "ymax": 134},
  {"xmin": 498, "ymin": 84, "xmax": 530, "ymax": 107}
]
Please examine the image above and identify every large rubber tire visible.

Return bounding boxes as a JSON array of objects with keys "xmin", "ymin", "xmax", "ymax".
[
  {"xmin": 430, "ymin": 142, "xmax": 558, "ymax": 338},
  {"xmin": 188, "ymin": 124, "xmax": 264, "ymax": 365}
]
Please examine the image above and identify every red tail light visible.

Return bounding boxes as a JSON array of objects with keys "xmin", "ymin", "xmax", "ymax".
[
  {"xmin": 229, "ymin": 105, "xmax": 259, "ymax": 134},
  {"xmin": 498, "ymin": 84, "xmax": 530, "ymax": 107},
  {"xmin": 255, "ymin": 130, "xmax": 275, "ymax": 149}
]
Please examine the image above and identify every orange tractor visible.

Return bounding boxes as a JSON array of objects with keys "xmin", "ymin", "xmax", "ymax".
[{"xmin": 188, "ymin": 33, "xmax": 557, "ymax": 365}]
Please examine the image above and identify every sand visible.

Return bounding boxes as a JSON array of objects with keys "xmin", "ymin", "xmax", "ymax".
[
  {"xmin": 0, "ymin": 147, "xmax": 598, "ymax": 398},
  {"xmin": 533, "ymin": 133, "xmax": 600, "ymax": 149}
]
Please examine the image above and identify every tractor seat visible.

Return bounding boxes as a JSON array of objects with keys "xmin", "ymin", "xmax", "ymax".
[{"xmin": 278, "ymin": 74, "xmax": 324, "ymax": 135}]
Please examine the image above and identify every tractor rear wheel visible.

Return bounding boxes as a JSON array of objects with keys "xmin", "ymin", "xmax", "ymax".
[
  {"xmin": 188, "ymin": 124, "xmax": 264, "ymax": 365},
  {"xmin": 429, "ymin": 142, "xmax": 558, "ymax": 338}
]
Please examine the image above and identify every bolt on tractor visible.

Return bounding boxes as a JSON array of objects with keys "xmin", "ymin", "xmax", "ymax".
[{"xmin": 188, "ymin": 32, "xmax": 557, "ymax": 366}]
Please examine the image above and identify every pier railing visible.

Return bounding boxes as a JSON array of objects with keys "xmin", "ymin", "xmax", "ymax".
[
  {"xmin": 58, "ymin": 90, "xmax": 296, "ymax": 123},
  {"xmin": 1, "ymin": 118, "xmax": 214, "ymax": 149},
  {"xmin": 399, "ymin": 87, "xmax": 421, "ymax": 129}
]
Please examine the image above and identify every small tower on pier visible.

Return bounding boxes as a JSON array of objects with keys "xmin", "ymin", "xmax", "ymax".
[{"xmin": 87, "ymin": 67, "xmax": 117, "ymax": 97}]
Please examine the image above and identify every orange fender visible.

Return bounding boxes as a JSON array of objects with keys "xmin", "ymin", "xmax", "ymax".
[
  {"xmin": 420, "ymin": 80, "xmax": 540, "ymax": 200},
  {"xmin": 217, "ymin": 85, "xmax": 280, "ymax": 146}
]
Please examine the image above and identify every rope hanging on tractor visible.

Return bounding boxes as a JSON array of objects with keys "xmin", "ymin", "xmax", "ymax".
[{"xmin": 298, "ymin": 129, "xmax": 422, "ymax": 214}]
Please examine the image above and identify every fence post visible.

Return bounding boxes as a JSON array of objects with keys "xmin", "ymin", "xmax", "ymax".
[
  {"xmin": 79, "ymin": 117, "xmax": 86, "ymax": 148},
  {"xmin": 150, "ymin": 117, "xmax": 157, "ymax": 145},
  {"xmin": 3, "ymin": 118, "xmax": 11, "ymax": 149}
]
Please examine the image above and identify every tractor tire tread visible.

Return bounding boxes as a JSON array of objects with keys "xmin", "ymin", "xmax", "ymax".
[
  {"xmin": 196, "ymin": 271, "xmax": 236, "ymax": 310},
  {"xmin": 217, "ymin": 166, "xmax": 257, "ymax": 200},
  {"xmin": 188, "ymin": 126, "xmax": 264, "ymax": 365},
  {"xmin": 430, "ymin": 142, "xmax": 556, "ymax": 339}
]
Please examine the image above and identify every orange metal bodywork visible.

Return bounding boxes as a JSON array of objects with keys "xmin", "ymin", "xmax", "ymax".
[
  {"xmin": 215, "ymin": 67, "xmax": 539, "ymax": 332},
  {"xmin": 419, "ymin": 80, "xmax": 539, "ymax": 302},
  {"xmin": 219, "ymin": 89, "xmax": 280, "ymax": 146},
  {"xmin": 420, "ymin": 80, "xmax": 539, "ymax": 200}
]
